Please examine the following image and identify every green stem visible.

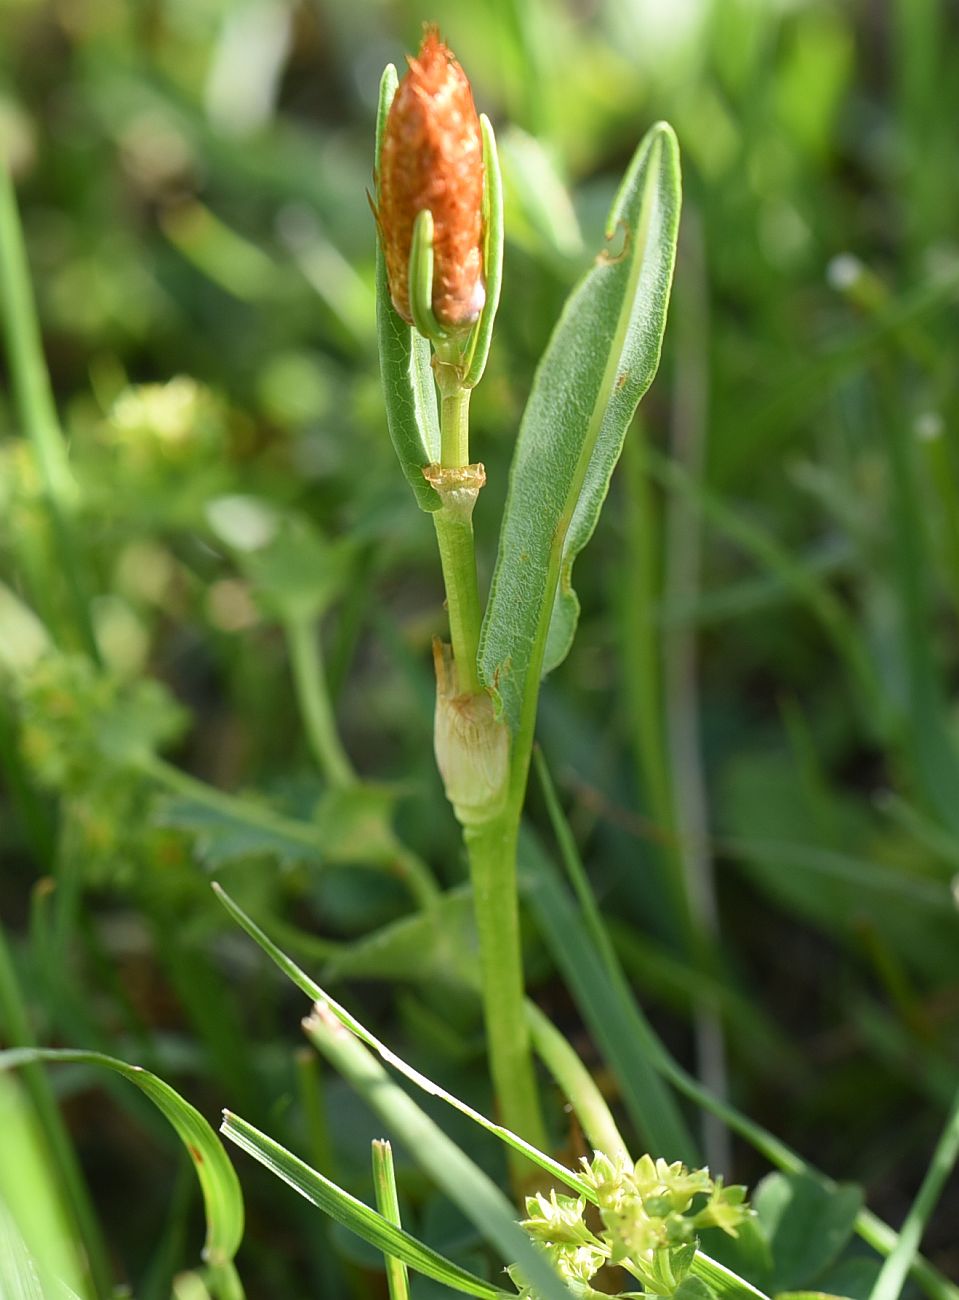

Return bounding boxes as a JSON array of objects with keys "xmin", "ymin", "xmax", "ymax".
[
  {"xmin": 440, "ymin": 386, "xmax": 471, "ymax": 469},
  {"xmin": 432, "ymin": 506, "xmax": 483, "ymax": 695},
  {"xmin": 206, "ymin": 1260, "xmax": 246, "ymax": 1300},
  {"xmin": 868, "ymin": 1086, "xmax": 959, "ymax": 1300},
  {"xmin": 283, "ymin": 615, "xmax": 355, "ymax": 788},
  {"xmin": 431, "ymin": 379, "xmax": 543, "ymax": 1160},
  {"xmin": 0, "ymin": 162, "xmax": 98, "ymax": 663},
  {"xmin": 431, "ymin": 382, "xmax": 483, "ymax": 693},
  {"xmin": 464, "ymin": 815, "xmax": 547, "ymax": 1168},
  {"xmin": 525, "ymin": 1000, "xmax": 628, "ymax": 1159}
]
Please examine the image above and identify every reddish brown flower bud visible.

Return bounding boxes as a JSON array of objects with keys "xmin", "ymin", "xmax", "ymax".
[{"xmin": 378, "ymin": 28, "xmax": 485, "ymax": 330}]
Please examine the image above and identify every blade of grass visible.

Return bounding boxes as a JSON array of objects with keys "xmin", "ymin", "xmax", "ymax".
[
  {"xmin": 881, "ymin": 377, "xmax": 959, "ymax": 834},
  {"xmin": 531, "ymin": 751, "xmax": 696, "ymax": 1162},
  {"xmin": 868, "ymin": 1085, "xmax": 959, "ymax": 1300},
  {"xmin": 216, "ymin": 883, "xmax": 768, "ymax": 1300},
  {"xmin": 0, "ymin": 1047, "xmax": 245, "ymax": 1290},
  {"xmin": 518, "ymin": 824, "xmax": 959, "ymax": 1300},
  {"xmin": 220, "ymin": 1111, "xmax": 512, "ymax": 1300},
  {"xmin": 371, "ymin": 1140, "xmax": 411, "ymax": 1300},
  {"xmin": 0, "ymin": 1073, "xmax": 88, "ymax": 1299},
  {"xmin": 0, "ymin": 161, "xmax": 97, "ymax": 661},
  {"xmin": 302, "ymin": 1002, "xmax": 575, "ymax": 1300},
  {"xmin": 212, "ymin": 881, "xmax": 592, "ymax": 1196}
]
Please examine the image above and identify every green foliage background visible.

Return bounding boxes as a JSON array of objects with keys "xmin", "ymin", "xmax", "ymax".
[{"xmin": 1, "ymin": 0, "xmax": 958, "ymax": 1293}]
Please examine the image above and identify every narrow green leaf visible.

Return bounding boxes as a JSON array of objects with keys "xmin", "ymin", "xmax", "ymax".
[
  {"xmin": 374, "ymin": 65, "xmax": 441, "ymax": 512},
  {"xmin": 0, "ymin": 1074, "xmax": 87, "ymax": 1300},
  {"xmin": 212, "ymin": 883, "xmax": 592, "ymax": 1198},
  {"xmin": 372, "ymin": 1140, "xmax": 411, "ymax": 1300},
  {"xmin": 0, "ymin": 1201, "xmax": 45, "ymax": 1300},
  {"xmin": 211, "ymin": 883, "xmax": 773, "ymax": 1300},
  {"xmin": 480, "ymin": 122, "xmax": 681, "ymax": 728},
  {"xmin": 513, "ymin": 830, "xmax": 959, "ymax": 1300},
  {"xmin": 302, "ymin": 1005, "xmax": 577, "ymax": 1300},
  {"xmin": 867, "ymin": 1086, "xmax": 959, "ymax": 1300},
  {"xmin": 0, "ymin": 1049, "xmax": 244, "ymax": 1270},
  {"xmin": 518, "ymin": 827, "xmax": 697, "ymax": 1163},
  {"xmin": 220, "ymin": 1112, "xmax": 510, "ymax": 1299}
]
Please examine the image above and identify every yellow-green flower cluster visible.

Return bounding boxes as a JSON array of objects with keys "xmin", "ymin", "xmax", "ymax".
[{"xmin": 510, "ymin": 1152, "xmax": 751, "ymax": 1300}]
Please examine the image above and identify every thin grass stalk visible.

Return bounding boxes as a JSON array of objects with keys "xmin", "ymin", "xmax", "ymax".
[
  {"xmin": 0, "ymin": 162, "xmax": 98, "ymax": 662},
  {"xmin": 371, "ymin": 1141, "xmax": 411, "ymax": 1300},
  {"xmin": 662, "ymin": 213, "xmax": 729, "ymax": 1172},
  {"xmin": 868, "ymin": 1086, "xmax": 959, "ymax": 1300}
]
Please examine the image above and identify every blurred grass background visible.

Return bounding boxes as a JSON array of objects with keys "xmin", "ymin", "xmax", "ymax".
[{"xmin": 1, "ymin": 0, "xmax": 959, "ymax": 1292}]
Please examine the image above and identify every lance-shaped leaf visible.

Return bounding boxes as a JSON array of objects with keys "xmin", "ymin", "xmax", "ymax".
[{"xmin": 479, "ymin": 123, "xmax": 681, "ymax": 729}]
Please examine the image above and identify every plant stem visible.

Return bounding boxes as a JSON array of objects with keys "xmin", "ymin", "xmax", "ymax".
[
  {"xmin": 525, "ymin": 1000, "xmax": 628, "ymax": 1159},
  {"xmin": 206, "ymin": 1261, "xmax": 246, "ymax": 1300},
  {"xmin": 431, "ymin": 377, "xmax": 544, "ymax": 1160},
  {"xmin": 440, "ymin": 387, "xmax": 471, "ymax": 468},
  {"xmin": 0, "ymin": 162, "xmax": 98, "ymax": 663},
  {"xmin": 432, "ymin": 507, "xmax": 483, "ymax": 694},
  {"xmin": 283, "ymin": 615, "xmax": 355, "ymax": 788},
  {"xmin": 868, "ymin": 1086, "xmax": 959, "ymax": 1300},
  {"xmin": 464, "ymin": 814, "xmax": 546, "ymax": 1165},
  {"xmin": 431, "ymin": 382, "xmax": 483, "ymax": 693}
]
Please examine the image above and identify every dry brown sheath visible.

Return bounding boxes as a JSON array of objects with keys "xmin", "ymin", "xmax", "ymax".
[{"xmin": 378, "ymin": 29, "xmax": 485, "ymax": 329}]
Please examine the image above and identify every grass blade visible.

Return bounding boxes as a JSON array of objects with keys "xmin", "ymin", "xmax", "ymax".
[
  {"xmin": 518, "ymin": 823, "xmax": 696, "ymax": 1163},
  {"xmin": 213, "ymin": 881, "xmax": 593, "ymax": 1199},
  {"xmin": 221, "ymin": 1112, "xmax": 509, "ymax": 1299},
  {"xmin": 302, "ymin": 1003, "xmax": 577, "ymax": 1300},
  {"xmin": 371, "ymin": 1140, "xmax": 410, "ymax": 1300},
  {"xmin": 868, "ymin": 1086, "xmax": 959, "ymax": 1300},
  {"xmin": 518, "ymin": 825, "xmax": 959, "ymax": 1300},
  {"xmin": 0, "ymin": 1048, "xmax": 244, "ymax": 1276}
]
